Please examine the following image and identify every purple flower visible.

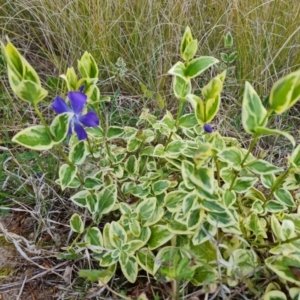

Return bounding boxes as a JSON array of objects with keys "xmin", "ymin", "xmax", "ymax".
[
  {"xmin": 203, "ymin": 124, "xmax": 213, "ymax": 133},
  {"xmin": 52, "ymin": 91, "xmax": 99, "ymax": 140}
]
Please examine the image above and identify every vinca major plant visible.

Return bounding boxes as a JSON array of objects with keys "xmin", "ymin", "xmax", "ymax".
[{"xmin": 3, "ymin": 27, "xmax": 300, "ymax": 299}]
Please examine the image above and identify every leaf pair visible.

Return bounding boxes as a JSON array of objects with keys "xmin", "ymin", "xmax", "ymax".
[{"xmin": 1, "ymin": 40, "xmax": 48, "ymax": 104}]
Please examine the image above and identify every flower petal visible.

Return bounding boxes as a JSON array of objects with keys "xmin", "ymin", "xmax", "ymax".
[
  {"xmin": 68, "ymin": 91, "xmax": 87, "ymax": 115},
  {"xmin": 52, "ymin": 96, "xmax": 72, "ymax": 114},
  {"xmin": 79, "ymin": 111, "xmax": 99, "ymax": 127},
  {"xmin": 74, "ymin": 121, "xmax": 88, "ymax": 140}
]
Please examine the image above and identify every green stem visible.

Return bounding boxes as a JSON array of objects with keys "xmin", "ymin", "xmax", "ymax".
[
  {"xmin": 254, "ymin": 234, "xmax": 300, "ymax": 249},
  {"xmin": 214, "ymin": 157, "xmax": 221, "ymax": 187},
  {"xmin": 265, "ymin": 167, "xmax": 291, "ymax": 202}
]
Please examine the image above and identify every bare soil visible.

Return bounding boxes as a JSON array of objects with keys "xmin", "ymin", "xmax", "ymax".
[{"xmin": 0, "ymin": 211, "xmax": 65, "ymax": 300}]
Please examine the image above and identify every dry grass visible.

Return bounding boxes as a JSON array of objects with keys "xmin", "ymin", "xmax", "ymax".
[{"xmin": 1, "ymin": 0, "xmax": 300, "ymax": 100}]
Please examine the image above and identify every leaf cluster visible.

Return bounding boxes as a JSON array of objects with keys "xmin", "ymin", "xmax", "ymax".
[{"xmin": 3, "ymin": 27, "xmax": 300, "ymax": 299}]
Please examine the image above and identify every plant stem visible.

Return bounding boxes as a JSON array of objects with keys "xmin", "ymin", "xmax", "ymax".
[
  {"xmin": 265, "ymin": 167, "xmax": 291, "ymax": 202},
  {"xmin": 214, "ymin": 157, "xmax": 221, "ymax": 187},
  {"xmin": 254, "ymin": 234, "xmax": 300, "ymax": 249}
]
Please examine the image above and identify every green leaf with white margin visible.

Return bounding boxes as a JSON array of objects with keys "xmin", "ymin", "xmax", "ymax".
[
  {"xmin": 165, "ymin": 140, "xmax": 187, "ymax": 156},
  {"xmin": 109, "ymin": 221, "xmax": 127, "ymax": 248},
  {"xmin": 85, "ymin": 227, "xmax": 103, "ymax": 250},
  {"xmin": 59, "ymin": 164, "xmax": 77, "ymax": 191},
  {"xmin": 107, "ymin": 126, "xmax": 124, "ymax": 139},
  {"xmin": 100, "ymin": 252, "xmax": 119, "ymax": 267},
  {"xmin": 152, "ymin": 180, "xmax": 171, "ymax": 195},
  {"xmin": 205, "ymin": 95, "xmax": 221, "ymax": 124},
  {"xmin": 85, "ymin": 126, "xmax": 103, "ymax": 140},
  {"xmin": 143, "ymin": 207, "xmax": 164, "ymax": 227},
  {"xmin": 127, "ymin": 138, "xmax": 141, "ymax": 152},
  {"xmin": 254, "ymin": 126, "xmax": 295, "ymax": 147},
  {"xmin": 123, "ymin": 240, "xmax": 145, "ymax": 253},
  {"xmin": 129, "ymin": 219, "xmax": 141, "ymax": 237},
  {"xmin": 101, "ymin": 223, "xmax": 112, "ymax": 249},
  {"xmin": 191, "ymin": 263, "xmax": 218, "ymax": 286},
  {"xmin": 281, "ymin": 219, "xmax": 296, "ymax": 241},
  {"xmin": 202, "ymin": 72, "xmax": 224, "ymax": 100},
  {"xmin": 137, "ymin": 198, "xmax": 156, "ymax": 220},
  {"xmin": 180, "ymin": 26, "xmax": 194, "ymax": 60},
  {"xmin": 269, "ymin": 70, "xmax": 300, "ymax": 114},
  {"xmin": 274, "ymin": 188, "xmax": 295, "ymax": 207},
  {"xmin": 202, "ymin": 72, "xmax": 226, "ymax": 123},
  {"xmin": 70, "ymin": 190, "xmax": 89, "ymax": 207},
  {"xmin": 246, "ymin": 159, "xmax": 283, "ymax": 175},
  {"xmin": 251, "ymin": 200, "xmax": 264, "ymax": 214},
  {"xmin": 266, "ymin": 200, "xmax": 286, "ymax": 213},
  {"xmin": 289, "ymin": 144, "xmax": 300, "ymax": 167},
  {"xmin": 185, "ymin": 94, "xmax": 206, "ymax": 125},
  {"xmin": 2, "ymin": 41, "xmax": 25, "ymax": 80},
  {"xmin": 86, "ymin": 194, "xmax": 98, "ymax": 214},
  {"xmin": 125, "ymin": 155, "xmax": 138, "ymax": 175},
  {"xmin": 207, "ymin": 211, "xmax": 235, "ymax": 228},
  {"xmin": 70, "ymin": 213, "xmax": 84, "ymax": 233},
  {"xmin": 172, "ymin": 76, "xmax": 192, "ymax": 101},
  {"xmin": 289, "ymin": 287, "xmax": 300, "ymax": 300},
  {"xmin": 190, "ymin": 167, "xmax": 214, "ymax": 194},
  {"xmin": 69, "ymin": 140, "xmax": 88, "ymax": 165},
  {"xmin": 181, "ymin": 160, "xmax": 196, "ymax": 189},
  {"xmin": 96, "ymin": 184, "xmax": 117, "ymax": 216},
  {"xmin": 148, "ymin": 225, "xmax": 174, "ymax": 250},
  {"xmin": 244, "ymin": 214, "xmax": 267, "ymax": 239},
  {"xmin": 242, "ymin": 81, "xmax": 268, "ymax": 134},
  {"xmin": 192, "ymin": 221, "xmax": 217, "ymax": 245},
  {"xmin": 178, "ymin": 113, "xmax": 198, "ymax": 128},
  {"xmin": 164, "ymin": 190, "xmax": 188, "ymax": 213},
  {"xmin": 182, "ymin": 192, "xmax": 198, "ymax": 215},
  {"xmin": 15, "ymin": 80, "xmax": 48, "ymax": 104},
  {"xmin": 218, "ymin": 146, "xmax": 243, "ymax": 166},
  {"xmin": 120, "ymin": 255, "xmax": 138, "ymax": 283},
  {"xmin": 50, "ymin": 112, "xmax": 73, "ymax": 143},
  {"xmin": 263, "ymin": 291, "xmax": 287, "ymax": 300},
  {"xmin": 265, "ymin": 255, "xmax": 300, "ymax": 286},
  {"xmin": 60, "ymin": 67, "xmax": 77, "ymax": 91},
  {"xmin": 167, "ymin": 220, "xmax": 194, "ymax": 235},
  {"xmin": 261, "ymin": 173, "xmax": 276, "ymax": 189},
  {"xmin": 78, "ymin": 51, "xmax": 98, "ymax": 78},
  {"xmin": 57, "ymin": 176, "xmax": 81, "ymax": 189},
  {"xmin": 153, "ymin": 246, "xmax": 191, "ymax": 276},
  {"xmin": 187, "ymin": 208, "xmax": 204, "ymax": 230},
  {"xmin": 223, "ymin": 190, "xmax": 236, "ymax": 208},
  {"xmin": 271, "ymin": 215, "xmax": 282, "ymax": 241},
  {"xmin": 227, "ymin": 249, "xmax": 259, "ymax": 287},
  {"xmin": 201, "ymin": 200, "xmax": 225, "ymax": 212},
  {"xmin": 136, "ymin": 248, "xmax": 155, "ymax": 275},
  {"xmin": 84, "ymin": 177, "xmax": 102, "ymax": 190},
  {"xmin": 168, "ymin": 62, "xmax": 187, "ymax": 81},
  {"xmin": 182, "ymin": 39, "xmax": 198, "ymax": 61},
  {"xmin": 185, "ymin": 56, "xmax": 219, "ymax": 79},
  {"xmin": 232, "ymin": 177, "xmax": 258, "ymax": 193},
  {"xmin": 12, "ymin": 125, "xmax": 54, "ymax": 150}
]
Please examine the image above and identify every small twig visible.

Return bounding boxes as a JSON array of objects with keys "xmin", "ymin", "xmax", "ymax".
[{"xmin": 16, "ymin": 275, "xmax": 27, "ymax": 300}]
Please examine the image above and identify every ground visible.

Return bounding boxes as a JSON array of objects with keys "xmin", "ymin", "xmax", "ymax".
[{"xmin": 0, "ymin": 211, "xmax": 64, "ymax": 300}]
